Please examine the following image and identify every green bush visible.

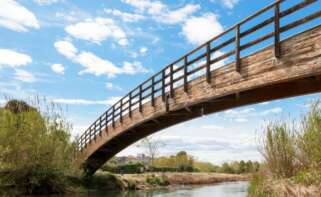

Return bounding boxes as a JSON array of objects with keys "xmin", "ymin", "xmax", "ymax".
[
  {"xmin": 83, "ymin": 173, "xmax": 125, "ymax": 191},
  {"xmin": 297, "ymin": 102, "xmax": 321, "ymax": 168},
  {"xmin": 146, "ymin": 174, "xmax": 169, "ymax": 186},
  {"xmin": 0, "ymin": 99, "xmax": 77, "ymax": 195},
  {"xmin": 293, "ymin": 170, "xmax": 321, "ymax": 186},
  {"xmin": 112, "ymin": 162, "xmax": 145, "ymax": 174},
  {"xmin": 248, "ymin": 173, "xmax": 272, "ymax": 197},
  {"xmin": 261, "ymin": 122, "xmax": 296, "ymax": 178}
]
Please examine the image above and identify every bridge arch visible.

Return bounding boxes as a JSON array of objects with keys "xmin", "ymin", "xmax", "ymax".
[{"xmin": 76, "ymin": 0, "xmax": 321, "ymax": 175}]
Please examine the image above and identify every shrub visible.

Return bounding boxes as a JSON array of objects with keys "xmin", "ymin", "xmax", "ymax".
[
  {"xmin": 114, "ymin": 162, "xmax": 145, "ymax": 174},
  {"xmin": 261, "ymin": 122, "xmax": 296, "ymax": 178},
  {"xmin": 0, "ymin": 99, "xmax": 77, "ymax": 195},
  {"xmin": 146, "ymin": 174, "xmax": 169, "ymax": 186},
  {"xmin": 297, "ymin": 102, "xmax": 321, "ymax": 168},
  {"xmin": 248, "ymin": 173, "xmax": 272, "ymax": 197},
  {"xmin": 293, "ymin": 170, "xmax": 321, "ymax": 186}
]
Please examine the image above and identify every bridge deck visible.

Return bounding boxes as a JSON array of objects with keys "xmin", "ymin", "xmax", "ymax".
[{"xmin": 76, "ymin": 0, "xmax": 321, "ymax": 174}]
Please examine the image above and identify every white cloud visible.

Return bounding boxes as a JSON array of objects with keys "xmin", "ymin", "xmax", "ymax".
[
  {"xmin": 201, "ymin": 124, "xmax": 223, "ymax": 131},
  {"xmin": 225, "ymin": 108, "xmax": 255, "ymax": 123},
  {"xmin": 14, "ymin": 69, "xmax": 36, "ymax": 83},
  {"xmin": 182, "ymin": 13, "xmax": 223, "ymax": 45},
  {"xmin": 53, "ymin": 96, "xmax": 121, "ymax": 106},
  {"xmin": 224, "ymin": 107, "xmax": 282, "ymax": 122},
  {"xmin": 121, "ymin": 61, "xmax": 148, "ymax": 75},
  {"xmin": 0, "ymin": 0, "xmax": 40, "ymax": 32},
  {"xmin": 0, "ymin": 49, "xmax": 32, "ymax": 68},
  {"xmin": 225, "ymin": 108, "xmax": 255, "ymax": 118},
  {"xmin": 51, "ymin": 63, "xmax": 65, "ymax": 75},
  {"xmin": 122, "ymin": 0, "xmax": 200, "ymax": 24},
  {"xmin": 54, "ymin": 40, "xmax": 78, "ymax": 59},
  {"xmin": 121, "ymin": 0, "xmax": 200, "ymax": 25},
  {"xmin": 235, "ymin": 118, "xmax": 248, "ymax": 123},
  {"xmin": 260, "ymin": 107, "xmax": 282, "ymax": 116},
  {"xmin": 106, "ymin": 82, "xmax": 122, "ymax": 91},
  {"xmin": 65, "ymin": 17, "xmax": 128, "ymax": 45},
  {"xmin": 77, "ymin": 51, "xmax": 122, "ymax": 78},
  {"xmin": 104, "ymin": 8, "xmax": 145, "ymax": 22},
  {"xmin": 155, "ymin": 4, "xmax": 200, "ymax": 24},
  {"xmin": 221, "ymin": 0, "xmax": 239, "ymax": 9},
  {"xmin": 210, "ymin": 0, "xmax": 240, "ymax": 9},
  {"xmin": 33, "ymin": 0, "xmax": 59, "ymax": 6},
  {"xmin": 260, "ymin": 101, "xmax": 270, "ymax": 106},
  {"xmin": 139, "ymin": 47, "xmax": 148, "ymax": 55},
  {"xmin": 54, "ymin": 40, "xmax": 148, "ymax": 78},
  {"xmin": 122, "ymin": 0, "xmax": 165, "ymax": 14}
]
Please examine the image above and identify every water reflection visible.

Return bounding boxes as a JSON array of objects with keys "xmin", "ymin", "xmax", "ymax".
[{"xmin": 27, "ymin": 181, "xmax": 248, "ymax": 197}]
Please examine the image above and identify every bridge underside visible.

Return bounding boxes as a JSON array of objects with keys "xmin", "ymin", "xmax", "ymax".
[{"xmin": 78, "ymin": 25, "xmax": 321, "ymax": 175}]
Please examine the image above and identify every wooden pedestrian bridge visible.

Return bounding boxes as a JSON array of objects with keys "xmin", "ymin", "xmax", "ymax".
[{"xmin": 76, "ymin": 0, "xmax": 321, "ymax": 175}]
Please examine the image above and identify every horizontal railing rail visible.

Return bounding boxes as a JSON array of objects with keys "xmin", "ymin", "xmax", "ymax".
[{"xmin": 77, "ymin": 0, "xmax": 321, "ymax": 150}]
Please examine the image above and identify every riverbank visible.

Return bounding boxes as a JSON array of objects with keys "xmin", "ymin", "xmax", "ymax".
[{"xmin": 87, "ymin": 171, "xmax": 249, "ymax": 191}]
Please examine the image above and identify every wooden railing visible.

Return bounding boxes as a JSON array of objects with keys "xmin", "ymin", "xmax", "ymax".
[{"xmin": 77, "ymin": 0, "xmax": 321, "ymax": 150}]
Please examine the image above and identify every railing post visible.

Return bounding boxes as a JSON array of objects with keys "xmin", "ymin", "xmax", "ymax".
[
  {"xmin": 170, "ymin": 64, "xmax": 174, "ymax": 98},
  {"xmin": 105, "ymin": 112, "xmax": 108, "ymax": 133},
  {"xmin": 129, "ymin": 92, "xmax": 132, "ymax": 118},
  {"xmin": 206, "ymin": 42, "xmax": 211, "ymax": 83},
  {"xmin": 151, "ymin": 77, "xmax": 155, "ymax": 107},
  {"xmin": 112, "ymin": 105, "xmax": 115, "ymax": 128},
  {"xmin": 235, "ymin": 24, "xmax": 241, "ymax": 72},
  {"xmin": 89, "ymin": 126, "xmax": 93, "ymax": 143},
  {"xmin": 274, "ymin": 2, "xmax": 281, "ymax": 58},
  {"xmin": 165, "ymin": 93, "xmax": 170, "ymax": 112},
  {"xmin": 184, "ymin": 56, "xmax": 188, "ymax": 92},
  {"xmin": 139, "ymin": 85, "xmax": 142, "ymax": 113},
  {"xmin": 162, "ymin": 69, "xmax": 165, "ymax": 102},
  {"xmin": 120, "ymin": 99, "xmax": 123, "ymax": 123},
  {"xmin": 99, "ymin": 116, "xmax": 102, "ymax": 136}
]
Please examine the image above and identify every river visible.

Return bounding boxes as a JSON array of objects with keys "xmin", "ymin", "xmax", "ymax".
[{"xmin": 58, "ymin": 181, "xmax": 249, "ymax": 197}]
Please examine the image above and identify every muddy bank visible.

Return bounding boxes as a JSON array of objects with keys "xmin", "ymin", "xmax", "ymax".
[{"xmin": 106, "ymin": 172, "xmax": 249, "ymax": 190}]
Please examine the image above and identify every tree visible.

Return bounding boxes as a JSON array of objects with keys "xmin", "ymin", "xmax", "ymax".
[
  {"xmin": 175, "ymin": 151, "xmax": 194, "ymax": 171},
  {"xmin": 0, "ymin": 99, "xmax": 77, "ymax": 194},
  {"xmin": 137, "ymin": 136, "xmax": 165, "ymax": 166}
]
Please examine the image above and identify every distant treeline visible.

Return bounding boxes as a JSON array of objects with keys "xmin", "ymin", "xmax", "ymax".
[{"xmin": 101, "ymin": 151, "xmax": 260, "ymax": 174}]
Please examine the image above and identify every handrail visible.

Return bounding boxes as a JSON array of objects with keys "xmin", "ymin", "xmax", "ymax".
[{"xmin": 77, "ymin": 0, "xmax": 320, "ymax": 150}]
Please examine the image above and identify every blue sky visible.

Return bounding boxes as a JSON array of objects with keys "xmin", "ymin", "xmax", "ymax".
[{"xmin": 0, "ymin": 0, "xmax": 320, "ymax": 164}]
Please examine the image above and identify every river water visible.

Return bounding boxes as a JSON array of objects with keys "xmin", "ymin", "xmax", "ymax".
[{"xmin": 67, "ymin": 181, "xmax": 249, "ymax": 197}]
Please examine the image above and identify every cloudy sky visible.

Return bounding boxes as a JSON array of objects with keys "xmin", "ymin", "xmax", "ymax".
[{"xmin": 0, "ymin": 0, "xmax": 320, "ymax": 164}]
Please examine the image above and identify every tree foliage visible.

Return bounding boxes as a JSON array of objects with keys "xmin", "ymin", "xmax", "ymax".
[{"xmin": 0, "ymin": 99, "xmax": 77, "ymax": 195}]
